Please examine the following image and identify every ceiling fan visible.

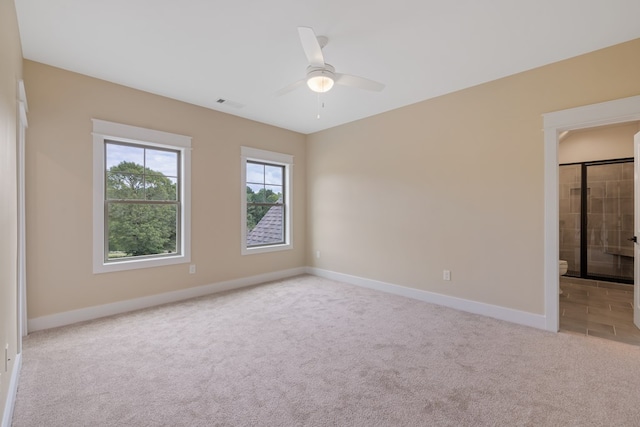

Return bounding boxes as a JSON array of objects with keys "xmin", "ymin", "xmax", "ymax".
[{"xmin": 277, "ymin": 27, "xmax": 385, "ymax": 96}]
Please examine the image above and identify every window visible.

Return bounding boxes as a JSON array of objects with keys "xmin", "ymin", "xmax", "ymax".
[
  {"xmin": 92, "ymin": 120, "xmax": 191, "ymax": 273},
  {"xmin": 241, "ymin": 147, "xmax": 293, "ymax": 254}
]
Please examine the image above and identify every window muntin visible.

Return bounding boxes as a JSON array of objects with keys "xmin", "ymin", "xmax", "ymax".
[
  {"xmin": 240, "ymin": 146, "xmax": 293, "ymax": 255},
  {"xmin": 104, "ymin": 141, "xmax": 181, "ymax": 261}
]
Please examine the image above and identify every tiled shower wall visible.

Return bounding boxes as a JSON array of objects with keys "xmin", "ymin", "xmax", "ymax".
[
  {"xmin": 559, "ymin": 165, "xmax": 581, "ymax": 274},
  {"xmin": 559, "ymin": 162, "xmax": 634, "ymax": 281}
]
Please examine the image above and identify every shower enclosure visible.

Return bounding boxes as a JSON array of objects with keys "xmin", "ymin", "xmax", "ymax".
[{"xmin": 559, "ymin": 158, "xmax": 634, "ymax": 283}]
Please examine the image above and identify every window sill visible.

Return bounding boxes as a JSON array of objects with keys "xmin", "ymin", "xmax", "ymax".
[
  {"xmin": 242, "ymin": 243, "xmax": 293, "ymax": 256},
  {"xmin": 93, "ymin": 253, "xmax": 190, "ymax": 274}
]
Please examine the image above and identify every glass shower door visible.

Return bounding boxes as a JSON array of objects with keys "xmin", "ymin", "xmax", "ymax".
[{"xmin": 586, "ymin": 162, "xmax": 634, "ymax": 281}]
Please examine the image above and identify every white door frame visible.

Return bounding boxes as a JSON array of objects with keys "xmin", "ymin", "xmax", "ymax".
[
  {"xmin": 635, "ymin": 132, "xmax": 640, "ymax": 329},
  {"xmin": 17, "ymin": 80, "xmax": 28, "ymax": 346},
  {"xmin": 543, "ymin": 95, "xmax": 640, "ymax": 332}
]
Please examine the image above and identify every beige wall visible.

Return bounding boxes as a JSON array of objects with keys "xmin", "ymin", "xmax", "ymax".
[
  {"xmin": 306, "ymin": 38, "xmax": 640, "ymax": 315},
  {"xmin": 0, "ymin": 0, "xmax": 22, "ymax": 420},
  {"xmin": 24, "ymin": 61, "xmax": 306, "ymax": 319},
  {"xmin": 559, "ymin": 122, "xmax": 640, "ymax": 164},
  {"xmin": 18, "ymin": 33, "xmax": 640, "ymax": 323}
]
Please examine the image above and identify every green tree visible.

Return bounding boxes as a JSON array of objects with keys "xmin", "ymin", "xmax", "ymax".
[
  {"xmin": 246, "ymin": 186, "xmax": 280, "ymax": 231},
  {"xmin": 107, "ymin": 161, "xmax": 177, "ymax": 258}
]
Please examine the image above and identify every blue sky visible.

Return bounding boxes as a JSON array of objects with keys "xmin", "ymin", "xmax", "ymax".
[{"xmin": 106, "ymin": 143, "xmax": 178, "ymax": 177}]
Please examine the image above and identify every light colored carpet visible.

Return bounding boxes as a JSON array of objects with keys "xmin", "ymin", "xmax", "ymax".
[{"xmin": 12, "ymin": 275, "xmax": 640, "ymax": 426}]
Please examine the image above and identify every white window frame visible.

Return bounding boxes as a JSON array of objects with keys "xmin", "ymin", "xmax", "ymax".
[
  {"xmin": 241, "ymin": 146, "xmax": 293, "ymax": 255},
  {"xmin": 92, "ymin": 119, "xmax": 192, "ymax": 273}
]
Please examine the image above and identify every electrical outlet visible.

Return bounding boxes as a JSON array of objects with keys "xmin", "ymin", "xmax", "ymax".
[
  {"xmin": 316, "ymin": 250, "xmax": 321, "ymax": 259},
  {"xmin": 443, "ymin": 270, "xmax": 451, "ymax": 281},
  {"xmin": 189, "ymin": 264, "xmax": 196, "ymax": 274}
]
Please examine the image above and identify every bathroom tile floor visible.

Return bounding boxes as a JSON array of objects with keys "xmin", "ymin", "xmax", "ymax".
[{"xmin": 559, "ymin": 277, "xmax": 640, "ymax": 346}]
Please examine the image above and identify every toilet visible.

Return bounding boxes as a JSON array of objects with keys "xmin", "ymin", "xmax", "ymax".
[
  {"xmin": 559, "ymin": 260, "xmax": 568, "ymax": 276},
  {"xmin": 559, "ymin": 260, "xmax": 568, "ymax": 294}
]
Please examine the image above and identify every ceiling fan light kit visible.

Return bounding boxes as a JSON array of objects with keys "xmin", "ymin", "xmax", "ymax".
[{"xmin": 306, "ymin": 65, "xmax": 335, "ymax": 93}]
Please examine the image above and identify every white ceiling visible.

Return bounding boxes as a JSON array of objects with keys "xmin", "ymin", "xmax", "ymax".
[{"xmin": 14, "ymin": 0, "xmax": 640, "ymax": 135}]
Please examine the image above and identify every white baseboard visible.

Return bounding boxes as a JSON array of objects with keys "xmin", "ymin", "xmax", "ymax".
[
  {"xmin": 2, "ymin": 352, "xmax": 22, "ymax": 427},
  {"xmin": 28, "ymin": 267, "xmax": 307, "ymax": 332},
  {"xmin": 306, "ymin": 267, "xmax": 547, "ymax": 330},
  {"xmin": 27, "ymin": 265, "xmax": 547, "ymax": 333}
]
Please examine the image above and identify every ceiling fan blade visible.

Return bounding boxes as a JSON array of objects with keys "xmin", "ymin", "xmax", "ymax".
[
  {"xmin": 297, "ymin": 26, "xmax": 325, "ymax": 67},
  {"xmin": 275, "ymin": 79, "xmax": 306, "ymax": 97},
  {"xmin": 335, "ymin": 73, "xmax": 385, "ymax": 92}
]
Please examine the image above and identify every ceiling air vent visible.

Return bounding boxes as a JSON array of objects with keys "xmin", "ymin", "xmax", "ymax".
[{"xmin": 215, "ymin": 98, "xmax": 244, "ymax": 109}]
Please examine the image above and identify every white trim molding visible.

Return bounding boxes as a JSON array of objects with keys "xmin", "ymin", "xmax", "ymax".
[
  {"xmin": 17, "ymin": 80, "xmax": 28, "ymax": 127},
  {"xmin": 1, "ymin": 352, "xmax": 22, "ymax": 427},
  {"xmin": 17, "ymin": 80, "xmax": 28, "ymax": 340},
  {"xmin": 91, "ymin": 119, "xmax": 192, "ymax": 273},
  {"xmin": 28, "ymin": 267, "xmax": 307, "ymax": 332},
  {"xmin": 28, "ymin": 265, "xmax": 551, "ymax": 335},
  {"xmin": 307, "ymin": 267, "xmax": 547, "ymax": 330},
  {"xmin": 542, "ymin": 95, "xmax": 640, "ymax": 332}
]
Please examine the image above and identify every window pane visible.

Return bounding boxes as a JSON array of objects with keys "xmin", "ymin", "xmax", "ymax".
[
  {"xmin": 246, "ymin": 205, "xmax": 284, "ymax": 247},
  {"xmin": 265, "ymin": 165, "xmax": 283, "ymax": 185},
  {"xmin": 146, "ymin": 149, "xmax": 178, "ymax": 177},
  {"xmin": 246, "ymin": 204, "xmax": 270, "ymax": 232},
  {"xmin": 106, "ymin": 172, "xmax": 145, "ymax": 200},
  {"xmin": 247, "ymin": 183, "xmax": 265, "ymax": 202},
  {"xmin": 146, "ymin": 176, "xmax": 178, "ymax": 201},
  {"xmin": 246, "ymin": 162, "xmax": 265, "ymax": 184},
  {"xmin": 265, "ymin": 185, "xmax": 283, "ymax": 202},
  {"xmin": 107, "ymin": 203, "xmax": 178, "ymax": 259},
  {"xmin": 106, "ymin": 143, "xmax": 144, "ymax": 172}
]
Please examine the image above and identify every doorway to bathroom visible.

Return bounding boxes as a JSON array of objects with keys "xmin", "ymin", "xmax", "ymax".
[
  {"xmin": 543, "ymin": 95, "xmax": 640, "ymax": 335},
  {"xmin": 559, "ymin": 157, "xmax": 634, "ymax": 284},
  {"xmin": 556, "ymin": 121, "xmax": 640, "ymax": 344}
]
